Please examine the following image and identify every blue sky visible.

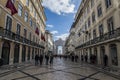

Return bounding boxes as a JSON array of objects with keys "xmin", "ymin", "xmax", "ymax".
[{"xmin": 42, "ymin": 0, "xmax": 81, "ymax": 41}]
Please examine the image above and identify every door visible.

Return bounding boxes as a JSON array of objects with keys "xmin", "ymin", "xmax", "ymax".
[
  {"xmin": 22, "ymin": 45, "xmax": 26, "ymax": 62},
  {"xmin": 14, "ymin": 44, "xmax": 20, "ymax": 63},
  {"xmin": 2, "ymin": 42, "xmax": 10, "ymax": 65},
  {"xmin": 100, "ymin": 46, "xmax": 105, "ymax": 65}
]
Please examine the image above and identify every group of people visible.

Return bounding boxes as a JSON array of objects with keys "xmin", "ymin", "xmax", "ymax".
[
  {"xmin": 71, "ymin": 55, "xmax": 79, "ymax": 62},
  {"xmin": 35, "ymin": 54, "xmax": 54, "ymax": 66},
  {"xmin": 81, "ymin": 54, "xmax": 108, "ymax": 67}
]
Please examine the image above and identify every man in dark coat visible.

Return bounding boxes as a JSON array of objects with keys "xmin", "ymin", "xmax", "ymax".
[
  {"xmin": 85, "ymin": 55, "xmax": 88, "ymax": 62},
  {"xmin": 50, "ymin": 55, "xmax": 54, "ymax": 65},
  {"xmin": 45, "ymin": 54, "xmax": 49, "ymax": 65},
  {"xmin": 104, "ymin": 54, "xmax": 108, "ymax": 66},
  {"xmin": 35, "ymin": 54, "xmax": 39, "ymax": 66},
  {"xmin": 39, "ymin": 54, "xmax": 43, "ymax": 66},
  {"xmin": 75, "ymin": 55, "xmax": 78, "ymax": 62}
]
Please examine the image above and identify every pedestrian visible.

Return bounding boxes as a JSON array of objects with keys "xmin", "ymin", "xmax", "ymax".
[
  {"xmin": 39, "ymin": 54, "xmax": 43, "ymax": 66},
  {"xmin": 45, "ymin": 54, "xmax": 49, "ymax": 65},
  {"xmin": 75, "ymin": 55, "xmax": 78, "ymax": 62},
  {"xmin": 81, "ymin": 55, "xmax": 84, "ymax": 62},
  {"xmin": 35, "ymin": 54, "xmax": 39, "ymax": 66},
  {"xmin": 85, "ymin": 55, "xmax": 88, "ymax": 62},
  {"xmin": 104, "ymin": 54, "xmax": 108, "ymax": 67},
  {"xmin": 49, "ymin": 55, "xmax": 54, "ymax": 65},
  {"xmin": 71, "ymin": 55, "xmax": 74, "ymax": 62}
]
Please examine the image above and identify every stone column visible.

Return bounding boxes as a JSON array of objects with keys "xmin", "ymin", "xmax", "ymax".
[
  {"xmin": 88, "ymin": 48, "xmax": 91, "ymax": 63},
  {"xmin": 30, "ymin": 47, "xmax": 32, "ymax": 61},
  {"xmin": 9, "ymin": 42, "xmax": 15, "ymax": 65},
  {"xmin": 25, "ymin": 46, "xmax": 28, "ymax": 62},
  {"xmin": 19, "ymin": 44, "xmax": 22, "ymax": 63},
  {"xmin": 97, "ymin": 46, "xmax": 101, "ymax": 65},
  {"xmin": 0, "ymin": 40, "xmax": 3, "ymax": 58}
]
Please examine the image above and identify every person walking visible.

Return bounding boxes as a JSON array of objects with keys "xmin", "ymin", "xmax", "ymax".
[
  {"xmin": 35, "ymin": 54, "xmax": 39, "ymax": 66},
  {"xmin": 81, "ymin": 55, "xmax": 84, "ymax": 62},
  {"xmin": 71, "ymin": 55, "xmax": 74, "ymax": 62},
  {"xmin": 104, "ymin": 54, "xmax": 108, "ymax": 67},
  {"xmin": 45, "ymin": 54, "xmax": 49, "ymax": 65},
  {"xmin": 39, "ymin": 54, "xmax": 43, "ymax": 66},
  {"xmin": 85, "ymin": 55, "xmax": 88, "ymax": 62},
  {"xmin": 50, "ymin": 55, "xmax": 54, "ymax": 65},
  {"xmin": 75, "ymin": 55, "xmax": 78, "ymax": 62}
]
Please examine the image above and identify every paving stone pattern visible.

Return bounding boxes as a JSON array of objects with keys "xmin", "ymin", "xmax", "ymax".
[{"xmin": 0, "ymin": 58, "xmax": 119, "ymax": 80}]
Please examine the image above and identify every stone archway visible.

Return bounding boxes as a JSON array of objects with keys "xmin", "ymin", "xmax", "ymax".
[
  {"xmin": 54, "ymin": 38, "xmax": 65, "ymax": 55},
  {"xmin": 2, "ymin": 42, "xmax": 10, "ymax": 65}
]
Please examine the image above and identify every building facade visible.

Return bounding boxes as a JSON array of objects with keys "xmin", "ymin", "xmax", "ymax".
[
  {"xmin": 65, "ymin": 27, "xmax": 76, "ymax": 55},
  {"xmin": 45, "ymin": 30, "xmax": 54, "ymax": 54},
  {"xmin": 0, "ymin": 0, "xmax": 46, "ymax": 65},
  {"xmin": 70, "ymin": 0, "xmax": 120, "ymax": 68}
]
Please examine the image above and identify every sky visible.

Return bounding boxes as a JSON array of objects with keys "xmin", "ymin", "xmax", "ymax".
[{"xmin": 42, "ymin": 0, "xmax": 81, "ymax": 41}]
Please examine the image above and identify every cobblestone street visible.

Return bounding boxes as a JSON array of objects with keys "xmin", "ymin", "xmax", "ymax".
[{"xmin": 0, "ymin": 58, "xmax": 119, "ymax": 80}]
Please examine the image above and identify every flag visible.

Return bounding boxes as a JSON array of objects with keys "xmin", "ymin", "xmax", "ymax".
[
  {"xmin": 41, "ymin": 33, "xmax": 45, "ymax": 41},
  {"xmin": 35, "ymin": 27, "xmax": 39, "ymax": 35},
  {"xmin": 6, "ymin": 0, "xmax": 18, "ymax": 15}
]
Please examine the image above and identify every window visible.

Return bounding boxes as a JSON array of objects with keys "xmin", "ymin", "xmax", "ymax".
[
  {"xmin": 6, "ymin": 16, "xmax": 12, "ymax": 31},
  {"xmin": 18, "ymin": 4, "xmax": 22, "ymax": 16},
  {"xmin": 24, "ymin": 29, "xmax": 27, "ymax": 38},
  {"xmin": 34, "ymin": 11, "xmax": 36, "ymax": 18},
  {"xmin": 105, "ymin": 0, "xmax": 111, "ymax": 8},
  {"xmin": 91, "ymin": 0, "xmax": 94, "ymax": 8},
  {"xmin": 29, "ymin": 32, "xmax": 31, "ymax": 40},
  {"xmin": 33, "ymin": 35, "xmax": 35, "ymax": 42},
  {"xmin": 24, "ymin": 12, "xmax": 28, "ymax": 22},
  {"xmin": 99, "ymin": 24, "xmax": 104, "ymax": 36},
  {"xmin": 16, "ymin": 23, "xmax": 21, "ymax": 35},
  {"xmin": 87, "ymin": 5, "xmax": 90, "ymax": 13},
  {"xmin": 107, "ymin": 17, "xmax": 114, "ymax": 34},
  {"xmin": 29, "ymin": 18, "xmax": 32, "ymax": 27},
  {"xmin": 92, "ymin": 12, "xmax": 96, "ymax": 23},
  {"xmin": 93, "ymin": 29, "xmax": 96, "ymax": 38},
  {"xmin": 89, "ymin": 32, "xmax": 91, "ymax": 40},
  {"xmin": 85, "ymin": 22, "xmax": 87, "ymax": 30},
  {"xmin": 30, "ymin": 5, "xmax": 33, "ymax": 12},
  {"xmin": 26, "ymin": 0, "xmax": 29, "ymax": 6},
  {"xmin": 88, "ymin": 17, "xmax": 91, "ymax": 27},
  {"xmin": 97, "ymin": 4, "xmax": 102, "ymax": 17}
]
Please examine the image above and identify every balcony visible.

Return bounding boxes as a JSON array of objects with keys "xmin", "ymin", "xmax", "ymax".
[
  {"xmin": 76, "ymin": 28, "xmax": 120, "ymax": 49},
  {"xmin": 0, "ymin": 27, "xmax": 45, "ymax": 49}
]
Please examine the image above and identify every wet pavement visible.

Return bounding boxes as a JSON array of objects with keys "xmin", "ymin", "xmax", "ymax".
[{"xmin": 0, "ymin": 58, "xmax": 119, "ymax": 80}]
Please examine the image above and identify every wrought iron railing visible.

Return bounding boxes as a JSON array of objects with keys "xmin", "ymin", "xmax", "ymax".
[
  {"xmin": 76, "ymin": 28, "xmax": 120, "ymax": 49},
  {"xmin": 0, "ymin": 27, "xmax": 45, "ymax": 49}
]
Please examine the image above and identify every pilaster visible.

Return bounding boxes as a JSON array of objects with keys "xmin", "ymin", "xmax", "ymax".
[
  {"xmin": 19, "ymin": 44, "xmax": 22, "ymax": 63},
  {"xmin": 9, "ymin": 42, "xmax": 15, "ymax": 65}
]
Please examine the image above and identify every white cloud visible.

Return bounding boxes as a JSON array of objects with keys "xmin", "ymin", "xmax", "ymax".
[
  {"xmin": 47, "ymin": 24, "xmax": 54, "ymax": 28},
  {"xmin": 42, "ymin": 0, "xmax": 75, "ymax": 15},
  {"xmin": 51, "ymin": 31, "xmax": 58, "ymax": 35},
  {"xmin": 55, "ymin": 33, "xmax": 69, "ymax": 40}
]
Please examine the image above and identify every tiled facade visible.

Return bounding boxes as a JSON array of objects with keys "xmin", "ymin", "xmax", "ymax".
[
  {"xmin": 68, "ymin": 0, "xmax": 120, "ymax": 68},
  {"xmin": 0, "ymin": 0, "xmax": 46, "ymax": 65}
]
